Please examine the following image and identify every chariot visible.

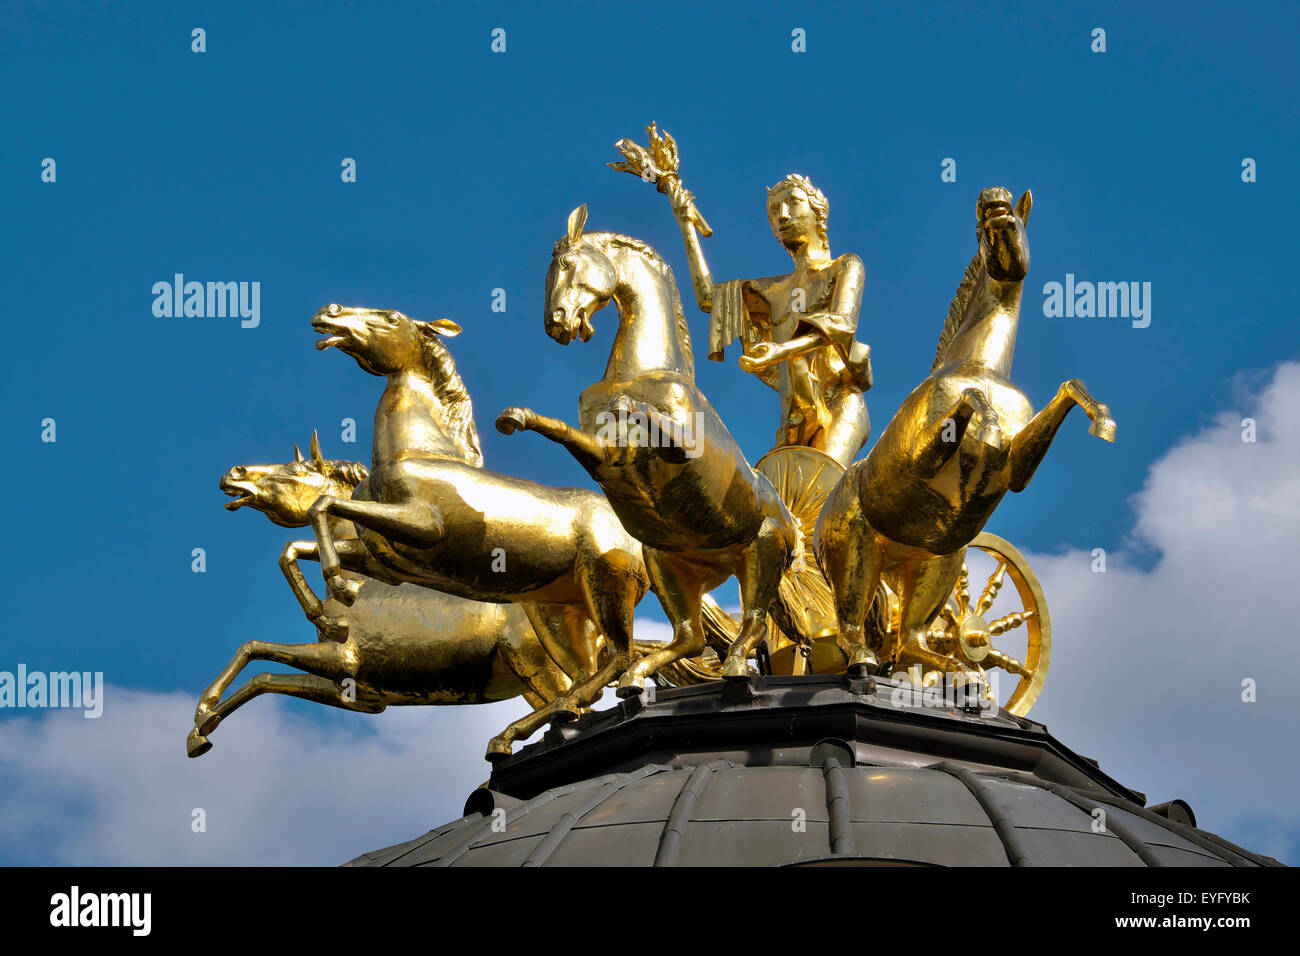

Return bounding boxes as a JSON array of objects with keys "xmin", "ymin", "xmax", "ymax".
[{"xmin": 668, "ymin": 445, "xmax": 1051, "ymax": 717}]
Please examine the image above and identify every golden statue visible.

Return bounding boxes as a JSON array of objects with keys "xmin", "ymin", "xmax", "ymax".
[
  {"xmin": 195, "ymin": 141, "xmax": 1120, "ymax": 758},
  {"xmin": 813, "ymin": 188, "xmax": 1115, "ymax": 680},
  {"xmin": 304, "ymin": 304, "xmax": 658, "ymax": 757},
  {"xmin": 611, "ymin": 123, "xmax": 872, "ymax": 468},
  {"xmin": 188, "ymin": 433, "xmax": 577, "ymax": 757},
  {"xmin": 496, "ymin": 204, "xmax": 806, "ymax": 684}
]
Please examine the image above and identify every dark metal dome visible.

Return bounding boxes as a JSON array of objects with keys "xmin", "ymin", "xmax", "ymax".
[{"xmin": 345, "ymin": 674, "xmax": 1282, "ymax": 867}]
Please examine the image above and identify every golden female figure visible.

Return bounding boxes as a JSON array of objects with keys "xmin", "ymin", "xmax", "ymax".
[{"xmin": 612, "ymin": 125, "xmax": 872, "ymax": 467}]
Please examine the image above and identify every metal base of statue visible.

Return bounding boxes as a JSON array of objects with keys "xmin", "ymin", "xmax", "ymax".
[{"xmin": 345, "ymin": 675, "xmax": 1280, "ymax": 868}]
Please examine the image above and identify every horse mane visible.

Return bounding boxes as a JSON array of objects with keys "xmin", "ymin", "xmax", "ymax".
[
  {"xmin": 416, "ymin": 330, "xmax": 485, "ymax": 467},
  {"xmin": 932, "ymin": 249, "xmax": 984, "ymax": 372},
  {"xmin": 592, "ymin": 233, "xmax": 695, "ymax": 378}
]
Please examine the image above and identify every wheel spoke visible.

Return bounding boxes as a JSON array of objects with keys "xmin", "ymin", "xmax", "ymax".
[
  {"xmin": 986, "ymin": 647, "xmax": 1032, "ymax": 678},
  {"xmin": 975, "ymin": 559, "xmax": 1008, "ymax": 617},
  {"xmin": 954, "ymin": 563, "xmax": 970, "ymax": 615},
  {"xmin": 988, "ymin": 608, "xmax": 1034, "ymax": 635}
]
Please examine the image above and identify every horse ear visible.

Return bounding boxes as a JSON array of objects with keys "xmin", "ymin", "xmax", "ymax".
[
  {"xmin": 309, "ymin": 429, "xmax": 324, "ymax": 464},
  {"xmin": 426, "ymin": 318, "xmax": 462, "ymax": 338},
  {"xmin": 293, "ymin": 443, "xmax": 305, "ymax": 462},
  {"xmin": 1016, "ymin": 189, "xmax": 1032, "ymax": 224},
  {"xmin": 567, "ymin": 204, "xmax": 587, "ymax": 243}
]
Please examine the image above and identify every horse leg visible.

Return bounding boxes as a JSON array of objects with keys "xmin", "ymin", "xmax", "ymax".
[
  {"xmin": 279, "ymin": 540, "xmax": 326, "ymax": 622},
  {"xmin": 572, "ymin": 549, "xmax": 639, "ymax": 698},
  {"xmin": 892, "ymin": 550, "xmax": 967, "ymax": 675},
  {"xmin": 723, "ymin": 512, "xmax": 797, "ymax": 677},
  {"xmin": 915, "ymin": 388, "xmax": 1002, "ymax": 478},
  {"xmin": 504, "ymin": 650, "xmax": 572, "ymax": 710},
  {"xmin": 194, "ymin": 639, "xmax": 351, "ymax": 736},
  {"xmin": 1007, "ymin": 379, "xmax": 1116, "ymax": 492},
  {"xmin": 616, "ymin": 550, "xmax": 713, "ymax": 695},
  {"xmin": 486, "ymin": 548, "xmax": 642, "ymax": 761},
  {"xmin": 520, "ymin": 602, "xmax": 599, "ymax": 718},
  {"xmin": 495, "ymin": 407, "xmax": 608, "ymax": 473},
  {"xmin": 308, "ymin": 494, "xmax": 443, "ymax": 605},
  {"xmin": 187, "ymin": 673, "xmax": 384, "ymax": 758},
  {"xmin": 494, "ymin": 615, "xmax": 574, "ymax": 708},
  {"xmin": 485, "ymin": 614, "xmax": 627, "ymax": 760},
  {"xmin": 814, "ymin": 469, "xmax": 886, "ymax": 674},
  {"xmin": 619, "ymin": 399, "xmax": 700, "ymax": 464}
]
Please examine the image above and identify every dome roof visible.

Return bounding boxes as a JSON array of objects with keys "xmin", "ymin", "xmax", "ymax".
[{"xmin": 346, "ymin": 674, "xmax": 1282, "ymax": 868}]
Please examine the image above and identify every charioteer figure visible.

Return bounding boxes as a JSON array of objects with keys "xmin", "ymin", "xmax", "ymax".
[{"xmin": 612, "ymin": 125, "xmax": 873, "ymax": 467}]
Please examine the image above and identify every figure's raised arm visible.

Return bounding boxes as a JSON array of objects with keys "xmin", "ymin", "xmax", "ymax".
[{"xmin": 610, "ymin": 123, "xmax": 717, "ymax": 312}]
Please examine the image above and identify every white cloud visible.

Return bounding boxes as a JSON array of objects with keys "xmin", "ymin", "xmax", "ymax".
[
  {"xmin": 1024, "ymin": 360, "xmax": 1300, "ymax": 863},
  {"xmin": 0, "ymin": 687, "xmax": 532, "ymax": 865}
]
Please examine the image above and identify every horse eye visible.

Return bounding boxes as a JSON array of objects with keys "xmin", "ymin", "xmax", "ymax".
[{"xmin": 561, "ymin": 255, "xmax": 576, "ymax": 270}]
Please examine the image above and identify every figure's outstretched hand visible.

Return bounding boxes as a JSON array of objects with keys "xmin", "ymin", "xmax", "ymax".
[{"xmin": 739, "ymin": 341, "xmax": 783, "ymax": 372}]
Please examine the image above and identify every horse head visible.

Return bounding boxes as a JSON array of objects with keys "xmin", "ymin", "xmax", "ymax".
[
  {"xmin": 312, "ymin": 303, "xmax": 462, "ymax": 376},
  {"xmin": 545, "ymin": 205, "xmax": 617, "ymax": 345},
  {"xmin": 976, "ymin": 187, "xmax": 1032, "ymax": 283},
  {"xmin": 220, "ymin": 431, "xmax": 368, "ymax": 528},
  {"xmin": 312, "ymin": 303, "xmax": 483, "ymax": 467}
]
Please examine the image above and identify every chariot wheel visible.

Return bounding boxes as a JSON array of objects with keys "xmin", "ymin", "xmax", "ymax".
[{"xmin": 912, "ymin": 532, "xmax": 1051, "ymax": 717}]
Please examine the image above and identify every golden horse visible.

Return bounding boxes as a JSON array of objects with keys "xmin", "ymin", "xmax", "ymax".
[
  {"xmin": 496, "ymin": 206, "xmax": 803, "ymax": 686},
  {"xmin": 305, "ymin": 305, "xmax": 650, "ymax": 757},
  {"xmin": 814, "ymin": 188, "xmax": 1116, "ymax": 675},
  {"xmin": 188, "ymin": 434, "xmax": 575, "ymax": 757}
]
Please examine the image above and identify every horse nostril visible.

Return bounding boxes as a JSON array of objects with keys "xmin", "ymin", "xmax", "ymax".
[{"xmin": 549, "ymin": 309, "xmax": 565, "ymax": 326}]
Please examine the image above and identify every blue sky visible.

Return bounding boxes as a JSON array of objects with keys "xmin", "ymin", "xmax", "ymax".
[{"xmin": 2, "ymin": 1, "xmax": 1297, "ymax": 865}]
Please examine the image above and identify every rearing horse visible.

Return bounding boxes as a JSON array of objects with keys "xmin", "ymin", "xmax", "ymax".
[
  {"xmin": 814, "ymin": 188, "xmax": 1116, "ymax": 674},
  {"xmin": 496, "ymin": 205, "xmax": 802, "ymax": 686},
  {"xmin": 306, "ymin": 304, "xmax": 649, "ymax": 757}
]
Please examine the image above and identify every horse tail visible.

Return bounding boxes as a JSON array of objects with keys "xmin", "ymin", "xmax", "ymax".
[
  {"xmin": 932, "ymin": 250, "xmax": 984, "ymax": 372},
  {"xmin": 700, "ymin": 593, "xmax": 741, "ymax": 655}
]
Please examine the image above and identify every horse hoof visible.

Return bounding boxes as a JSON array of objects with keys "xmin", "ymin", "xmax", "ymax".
[
  {"xmin": 1090, "ymin": 416, "xmax": 1117, "ymax": 443},
  {"xmin": 186, "ymin": 729, "xmax": 213, "ymax": 758},
  {"xmin": 495, "ymin": 408, "xmax": 528, "ymax": 435},
  {"xmin": 549, "ymin": 698, "xmax": 581, "ymax": 724},
  {"xmin": 328, "ymin": 577, "xmax": 361, "ymax": 608},
  {"xmin": 316, "ymin": 615, "xmax": 349, "ymax": 641},
  {"xmin": 196, "ymin": 711, "xmax": 221, "ymax": 737},
  {"xmin": 485, "ymin": 738, "xmax": 513, "ymax": 762},
  {"xmin": 968, "ymin": 421, "xmax": 1004, "ymax": 450},
  {"xmin": 846, "ymin": 648, "xmax": 880, "ymax": 678},
  {"xmin": 615, "ymin": 678, "xmax": 645, "ymax": 699},
  {"xmin": 722, "ymin": 655, "xmax": 750, "ymax": 679}
]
